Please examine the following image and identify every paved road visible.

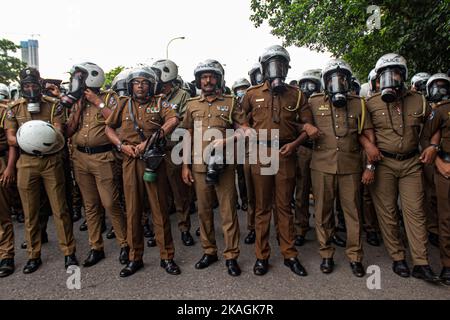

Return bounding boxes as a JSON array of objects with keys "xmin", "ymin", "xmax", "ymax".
[{"xmin": 1, "ymin": 208, "xmax": 449, "ymax": 300}]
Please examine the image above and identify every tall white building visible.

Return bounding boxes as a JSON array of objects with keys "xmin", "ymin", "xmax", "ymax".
[{"xmin": 20, "ymin": 39, "xmax": 39, "ymax": 70}]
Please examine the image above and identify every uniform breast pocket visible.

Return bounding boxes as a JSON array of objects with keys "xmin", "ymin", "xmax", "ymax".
[
  {"xmin": 252, "ymin": 104, "xmax": 268, "ymax": 122},
  {"xmin": 145, "ymin": 113, "xmax": 162, "ymax": 129},
  {"xmin": 370, "ymin": 109, "xmax": 388, "ymax": 128},
  {"xmin": 314, "ymin": 110, "xmax": 331, "ymax": 128},
  {"xmin": 192, "ymin": 110, "xmax": 206, "ymax": 127},
  {"xmin": 15, "ymin": 116, "xmax": 27, "ymax": 127},
  {"xmin": 347, "ymin": 113, "xmax": 359, "ymax": 129},
  {"xmin": 213, "ymin": 112, "xmax": 231, "ymax": 129},
  {"xmin": 406, "ymin": 113, "xmax": 422, "ymax": 127},
  {"xmin": 281, "ymin": 106, "xmax": 298, "ymax": 122}
]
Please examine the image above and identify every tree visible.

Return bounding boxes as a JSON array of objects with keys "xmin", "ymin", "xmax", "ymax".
[
  {"xmin": 0, "ymin": 38, "xmax": 27, "ymax": 85},
  {"xmin": 104, "ymin": 65, "xmax": 125, "ymax": 89},
  {"xmin": 250, "ymin": 0, "xmax": 450, "ymax": 81}
]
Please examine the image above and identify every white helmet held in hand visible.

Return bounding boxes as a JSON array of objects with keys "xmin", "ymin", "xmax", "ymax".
[
  {"xmin": 70, "ymin": 62, "xmax": 105, "ymax": 89},
  {"xmin": 17, "ymin": 120, "xmax": 65, "ymax": 155}
]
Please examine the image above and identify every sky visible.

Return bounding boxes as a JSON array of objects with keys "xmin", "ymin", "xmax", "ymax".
[{"xmin": 1, "ymin": 0, "xmax": 331, "ymax": 85}]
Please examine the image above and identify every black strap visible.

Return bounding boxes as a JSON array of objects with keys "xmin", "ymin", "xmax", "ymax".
[
  {"xmin": 0, "ymin": 149, "xmax": 6, "ymax": 157},
  {"xmin": 77, "ymin": 144, "xmax": 113, "ymax": 154},
  {"xmin": 128, "ymin": 99, "xmax": 147, "ymax": 142},
  {"xmin": 380, "ymin": 149, "xmax": 418, "ymax": 161}
]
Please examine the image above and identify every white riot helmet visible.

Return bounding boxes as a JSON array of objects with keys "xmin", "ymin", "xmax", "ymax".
[
  {"xmin": 0, "ymin": 83, "xmax": 10, "ymax": 100},
  {"xmin": 248, "ymin": 63, "xmax": 264, "ymax": 86},
  {"xmin": 151, "ymin": 59, "xmax": 178, "ymax": 83},
  {"xmin": 426, "ymin": 73, "xmax": 450, "ymax": 103},
  {"xmin": 259, "ymin": 45, "xmax": 290, "ymax": 92},
  {"xmin": 298, "ymin": 69, "xmax": 322, "ymax": 97},
  {"xmin": 9, "ymin": 83, "xmax": 19, "ymax": 100},
  {"xmin": 410, "ymin": 72, "xmax": 431, "ymax": 94},
  {"xmin": 70, "ymin": 62, "xmax": 105, "ymax": 89},
  {"xmin": 375, "ymin": 53, "xmax": 408, "ymax": 103},
  {"xmin": 232, "ymin": 78, "xmax": 251, "ymax": 92},
  {"xmin": 17, "ymin": 120, "xmax": 65, "ymax": 155},
  {"xmin": 193, "ymin": 60, "xmax": 224, "ymax": 90},
  {"xmin": 112, "ymin": 69, "xmax": 131, "ymax": 96},
  {"xmin": 359, "ymin": 83, "xmax": 371, "ymax": 98},
  {"xmin": 368, "ymin": 68, "xmax": 378, "ymax": 93},
  {"xmin": 126, "ymin": 68, "xmax": 159, "ymax": 98},
  {"xmin": 321, "ymin": 59, "xmax": 353, "ymax": 107}
]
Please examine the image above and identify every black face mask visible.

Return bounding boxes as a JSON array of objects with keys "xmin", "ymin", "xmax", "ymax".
[
  {"xmin": 379, "ymin": 69, "xmax": 404, "ymax": 103},
  {"xmin": 326, "ymin": 73, "xmax": 350, "ymax": 107},
  {"xmin": 300, "ymin": 81, "xmax": 319, "ymax": 98},
  {"xmin": 21, "ymin": 83, "xmax": 42, "ymax": 103},
  {"xmin": 429, "ymin": 83, "xmax": 450, "ymax": 103},
  {"xmin": 60, "ymin": 70, "xmax": 88, "ymax": 108},
  {"xmin": 265, "ymin": 59, "xmax": 289, "ymax": 93}
]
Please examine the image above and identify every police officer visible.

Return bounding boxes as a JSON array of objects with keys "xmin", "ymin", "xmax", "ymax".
[
  {"xmin": 152, "ymin": 59, "xmax": 194, "ymax": 247},
  {"xmin": 410, "ymin": 72, "xmax": 431, "ymax": 96},
  {"xmin": 421, "ymin": 72, "xmax": 450, "ymax": 285},
  {"xmin": 182, "ymin": 60, "xmax": 248, "ymax": 276},
  {"xmin": 308, "ymin": 59, "xmax": 369, "ymax": 277},
  {"xmin": 232, "ymin": 77, "xmax": 256, "ymax": 244},
  {"xmin": 294, "ymin": 69, "xmax": 322, "ymax": 246},
  {"xmin": 106, "ymin": 68, "xmax": 180, "ymax": 277},
  {"xmin": 240, "ymin": 45, "xmax": 319, "ymax": 276},
  {"xmin": 248, "ymin": 63, "xmax": 264, "ymax": 86},
  {"xmin": 5, "ymin": 67, "xmax": 78, "ymax": 273},
  {"xmin": 65, "ymin": 62, "xmax": 128, "ymax": 267},
  {"xmin": 364, "ymin": 54, "xmax": 439, "ymax": 282},
  {"xmin": 0, "ymin": 92, "xmax": 18, "ymax": 277}
]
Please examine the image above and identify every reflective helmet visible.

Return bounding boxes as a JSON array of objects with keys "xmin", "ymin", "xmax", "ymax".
[
  {"xmin": 375, "ymin": 53, "xmax": 408, "ymax": 80},
  {"xmin": 19, "ymin": 67, "xmax": 42, "ymax": 101},
  {"xmin": 70, "ymin": 62, "xmax": 105, "ymax": 89},
  {"xmin": 16, "ymin": 120, "xmax": 65, "ymax": 155},
  {"xmin": 426, "ymin": 73, "xmax": 450, "ymax": 102},
  {"xmin": 112, "ymin": 69, "xmax": 131, "ymax": 96},
  {"xmin": 151, "ymin": 59, "xmax": 178, "ymax": 83},
  {"xmin": 359, "ymin": 83, "xmax": 371, "ymax": 98},
  {"xmin": 321, "ymin": 59, "xmax": 353, "ymax": 93},
  {"xmin": 298, "ymin": 69, "xmax": 322, "ymax": 96},
  {"xmin": 9, "ymin": 83, "xmax": 20, "ymax": 100},
  {"xmin": 248, "ymin": 62, "xmax": 263, "ymax": 86},
  {"xmin": 126, "ymin": 68, "xmax": 158, "ymax": 97},
  {"xmin": 193, "ymin": 60, "xmax": 224, "ymax": 90},
  {"xmin": 368, "ymin": 68, "xmax": 378, "ymax": 93},
  {"xmin": 259, "ymin": 45, "xmax": 290, "ymax": 80},
  {"xmin": 259, "ymin": 45, "xmax": 290, "ymax": 65},
  {"xmin": 231, "ymin": 78, "xmax": 251, "ymax": 92},
  {"xmin": 410, "ymin": 72, "xmax": 431, "ymax": 93},
  {"xmin": 0, "ymin": 83, "xmax": 10, "ymax": 100},
  {"xmin": 351, "ymin": 77, "xmax": 361, "ymax": 95}
]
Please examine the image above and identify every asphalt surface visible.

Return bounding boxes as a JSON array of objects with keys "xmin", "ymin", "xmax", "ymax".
[{"xmin": 1, "ymin": 205, "xmax": 449, "ymax": 300}]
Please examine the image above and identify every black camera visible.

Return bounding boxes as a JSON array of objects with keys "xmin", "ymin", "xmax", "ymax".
[
  {"xmin": 205, "ymin": 151, "xmax": 225, "ymax": 185},
  {"xmin": 142, "ymin": 129, "xmax": 166, "ymax": 183}
]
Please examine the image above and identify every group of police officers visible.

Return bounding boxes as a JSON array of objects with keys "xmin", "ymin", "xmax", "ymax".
[{"xmin": 0, "ymin": 45, "xmax": 449, "ymax": 286}]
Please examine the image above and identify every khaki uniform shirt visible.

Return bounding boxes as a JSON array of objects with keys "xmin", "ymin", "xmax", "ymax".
[
  {"xmin": 422, "ymin": 100, "xmax": 450, "ymax": 154},
  {"xmin": 0, "ymin": 104, "xmax": 9, "ymax": 152},
  {"xmin": 309, "ymin": 93, "xmax": 372, "ymax": 174},
  {"xmin": 366, "ymin": 91, "xmax": 427, "ymax": 154}
]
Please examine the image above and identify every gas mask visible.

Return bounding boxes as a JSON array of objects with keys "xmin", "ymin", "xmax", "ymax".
[
  {"xmin": 60, "ymin": 69, "xmax": 88, "ymax": 108},
  {"xmin": 250, "ymin": 70, "xmax": 264, "ymax": 86},
  {"xmin": 205, "ymin": 150, "xmax": 225, "ymax": 185},
  {"xmin": 326, "ymin": 73, "xmax": 350, "ymax": 108},
  {"xmin": 379, "ymin": 68, "xmax": 404, "ymax": 103},
  {"xmin": 429, "ymin": 82, "xmax": 450, "ymax": 103},
  {"xmin": 300, "ymin": 80, "xmax": 320, "ymax": 98},
  {"xmin": 264, "ymin": 58, "xmax": 289, "ymax": 94},
  {"xmin": 142, "ymin": 129, "xmax": 166, "ymax": 183},
  {"xmin": 236, "ymin": 89, "xmax": 246, "ymax": 99},
  {"xmin": 21, "ymin": 82, "xmax": 42, "ymax": 113}
]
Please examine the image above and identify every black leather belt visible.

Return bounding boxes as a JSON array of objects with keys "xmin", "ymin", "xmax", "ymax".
[
  {"xmin": 257, "ymin": 140, "xmax": 293, "ymax": 148},
  {"xmin": 302, "ymin": 141, "xmax": 314, "ymax": 149},
  {"xmin": 77, "ymin": 144, "xmax": 113, "ymax": 155},
  {"xmin": 381, "ymin": 149, "xmax": 419, "ymax": 161},
  {"xmin": 20, "ymin": 150, "xmax": 58, "ymax": 158},
  {"xmin": 0, "ymin": 149, "xmax": 6, "ymax": 157},
  {"xmin": 439, "ymin": 150, "xmax": 450, "ymax": 163}
]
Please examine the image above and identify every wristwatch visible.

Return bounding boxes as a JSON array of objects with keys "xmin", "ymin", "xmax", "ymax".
[
  {"xmin": 116, "ymin": 142, "xmax": 123, "ymax": 152},
  {"xmin": 98, "ymin": 102, "xmax": 106, "ymax": 109},
  {"xmin": 430, "ymin": 143, "xmax": 440, "ymax": 152},
  {"xmin": 366, "ymin": 164, "xmax": 376, "ymax": 172}
]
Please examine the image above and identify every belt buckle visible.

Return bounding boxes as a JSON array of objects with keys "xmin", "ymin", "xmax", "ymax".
[
  {"xmin": 85, "ymin": 147, "xmax": 93, "ymax": 155},
  {"xmin": 395, "ymin": 153, "xmax": 403, "ymax": 161}
]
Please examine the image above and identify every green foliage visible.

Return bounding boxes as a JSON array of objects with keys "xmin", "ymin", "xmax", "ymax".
[
  {"xmin": 104, "ymin": 65, "xmax": 125, "ymax": 89},
  {"xmin": 250, "ymin": 0, "xmax": 450, "ymax": 81},
  {"xmin": 0, "ymin": 38, "xmax": 27, "ymax": 85}
]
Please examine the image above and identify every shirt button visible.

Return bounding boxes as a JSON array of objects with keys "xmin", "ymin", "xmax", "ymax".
[
  {"xmin": 336, "ymin": 136, "xmax": 339, "ymax": 140},
  {"xmin": 208, "ymin": 114, "xmax": 211, "ymax": 118},
  {"xmin": 139, "ymin": 117, "xmax": 142, "ymax": 120},
  {"xmin": 399, "ymin": 125, "xmax": 403, "ymax": 128},
  {"xmin": 85, "ymin": 125, "xmax": 88, "ymax": 127},
  {"xmin": 207, "ymin": 126, "xmax": 211, "ymax": 129},
  {"xmin": 86, "ymin": 113, "xmax": 90, "ymax": 116},
  {"xmin": 84, "ymin": 135, "xmax": 87, "ymax": 137},
  {"xmin": 336, "ymin": 125, "xmax": 339, "ymax": 128},
  {"xmin": 336, "ymin": 148, "xmax": 340, "ymax": 151},
  {"xmin": 336, "ymin": 114, "xmax": 339, "ymax": 118},
  {"xmin": 208, "ymin": 103, "xmax": 212, "ymax": 107},
  {"xmin": 321, "ymin": 113, "xmax": 324, "ymax": 116}
]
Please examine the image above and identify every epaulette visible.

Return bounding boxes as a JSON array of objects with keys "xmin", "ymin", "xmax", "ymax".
[
  {"xmin": 310, "ymin": 92, "xmax": 325, "ymax": 98},
  {"xmin": 223, "ymin": 94, "xmax": 235, "ymax": 99},
  {"xmin": 435, "ymin": 100, "xmax": 450, "ymax": 108},
  {"xmin": 286, "ymin": 84, "xmax": 300, "ymax": 91},
  {"xmin": 366, "ymin": 92, "xmax": 381, "ymax": 101},
  {"xmin": 187, "ymin": 96, "xmax": 201, "ymax": 102},
  {"xmin": 42, "ymin": 95, "xmax": 59, "ymax": 103},
  {"xmin": 100, "ymin": 89, "xmax": 116, "ymax": 95},
  {"xmin": 246, "ymin": 83, "xmax": 265, "ymax": 92},
  {"xmin": 8, "ymin": 98, "xmax": 26, "ymax": 108}
]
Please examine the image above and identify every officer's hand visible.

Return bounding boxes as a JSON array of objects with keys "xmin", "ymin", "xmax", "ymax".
[
  {"xmin": 361, "ymin": 169, "xmax": 375, "ymax": 185},
  {"xmin": 279, "ymin": 143, "xmax": 296, "ymax": 157},
  {"xmin": 182, "ymin": 165, "xmax": 194, "ymax": 186},
  {"xmin": 303, "ymin": 123, "xmax": 321, "ymax": 139},
  {"xmin": 365, "ymin": 143, "xmax": 383, "ymax": 163},
  {"xmin": 84, "ymin": 89, "xmax": 103, "ymax": 107},
  {"xmin": 135, "ymin": 142, "xmax": 147, "ymax": 157},
  {"xmin": 0, "ymin": 166, "xmax": 16, "ymax": 187},
  {"xmin": 419, "ymin": 146, "xmax": 437, "ymax": 165},
  {"xmin": 122, "ymin": 144, "xmax": 137, "ymax": 158},
  {"xmin": 436, "ymin": 156, "xmax": 450, "ymax": 179}
]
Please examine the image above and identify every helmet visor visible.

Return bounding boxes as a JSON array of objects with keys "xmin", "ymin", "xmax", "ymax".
[
  {"xmin": 265, "ymin": 59, "xmax": 288, "ymax": 79},
  {"xmin": 379, "ymin": 68, "xmax": 403, "ymax": 89},
  {"xmin": 326, "ymin": 72, "xmax": 350, "ymax": 94}
]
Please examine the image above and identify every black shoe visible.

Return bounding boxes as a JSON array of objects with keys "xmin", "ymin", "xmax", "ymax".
[
  {"xmin": 189, "ymin": 202, "xmax": 196, "ymax": 214},
  {"xmin": 143, "ymin": 224, "xmax": 153, "ymax": 238},
  {"xmin": 146, "ymin": 236, "xmax": 157, "ymax": 247},
  {"xmin": 253, "ymin": 259, "xmax": 269, "ymax": 276},
  {"xmin": 336, "ymin": 220, "xmax": 346, "ymax": 233},
  {"xmin": 225, "ymin": 259, "xmax": 241, "ymax": 276},
  {"xmin": 82, "ymin": 249, "xmax": 105, "ymax": 267},
  {"xmin": 119, "ymin": 246, "xmax": 129, "ymax": 265},
  {"xmin": 284, "ymin": 257, "xmax": 307, "ymax": 277},
  {"xmin": 120, "ymin": 260, "xmax": 143, "ymax": 277},
  {"xmin": 72, "ymin": 209, "xmax": 82, "ymax": 223},
  {"xmin": 21, "ymin": 241, "xmax": 27, "ymax": 249},
  {"xmin": 241, "ymin": 202, "xmax": 248, "ymax": 211},
  {"xmin": 331, "ymin": 234, "xmax": 346, "ymax": 247},
  {"xmin": 101, "ymin": 219, "xmax": 107, "ymax": 234},
  {"xmin": 16, "ymin": 212, "xmax": 25, "ymax": 223},
  {"xmin": 236, "ymin": 203, "xmax": 241, "ymax": 210},
  {"xmin": 412, "ymin": 265, "xmax": 440, "ymax": 283},
  {"xmin": 392, "ymin": 260, "xmax": 410, "ymax": 278},
  {"xmin": 23, "ymin": 258, "xmax": 42, "ymax": 274},
  {"xmin": 213, "ymin": 201, "xmax": 219, "ymax": 210},
  {"xmin": 366, "ymin": 232, "xmax": 380, "ymax": 247},
  {"xmin": 320, "ymin": 258, "xmax": 334, "ymax": 274},
  {"xmin": 440, "ymin": 267, "xmax": 450, "ymax": 286},
  {"xmin": 0, "ymin": 259, "xmax": 15, "ymax": 278},
  {"xmin": 428, "ymin": 232, "xmax": 439, "ymax": 248},
  {"xmin": 195, "ymin": 227, "xmax": 200, "ymax": 237},
  {"xmin": 244, "ymin": 230, "xmax": 256, "ymax": 244},
  {"xmin": 350, "ymin": 261, "xmax": 365, "ymax": 277},
  {"xmin": 294, "ymin": 235, "xmax": 305, "ymax": 247},
  {"xmin": 106, "ymin": 226, "xmax": 116, "ymax": 239},
  {"xmin": 160, "ymin": 259, "xmax": 181, "ymax": 275},
  {"xmin": 41, "ymin": 231, "xmax": 48, "ymax": 244},
  {"xmin": 181, "ymin": 231, "xmax": 194, "ymax": 246},
  {"xmin": 65, "ymin": 254, "xmax": 79, "ymax": 269},
  {"xmin": 195, "ymin": 254, "xmax": 218, "ymax": 269},
  {"xmin": 79, "ymin": 220, "xmax": 88, "ymax": 232}
]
